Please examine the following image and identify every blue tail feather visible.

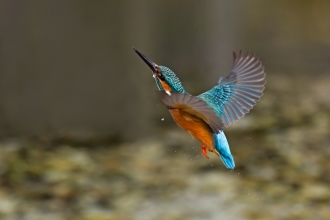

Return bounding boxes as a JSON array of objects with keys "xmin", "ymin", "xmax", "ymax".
[{"xmin": 214, "ymin": 131, "xmax": 235, "ymax": 170}]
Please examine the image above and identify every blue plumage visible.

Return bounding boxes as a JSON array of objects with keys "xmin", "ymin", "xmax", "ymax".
[
  {"xmin": 198, "ymin": 84, "xmax": 231, "ymax": 119},
  {"xmin": 214, "ymin": 131, "xmax": 235, "ymax": 170},
  {"xmin": 156, "ymin": 66, "xmax": 187, "ymax": 93}
]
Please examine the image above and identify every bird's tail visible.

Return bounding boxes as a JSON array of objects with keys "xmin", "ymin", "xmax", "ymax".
[{"xmin": 214, "ymin": 131, "xmax": 235, "ymax": 170}]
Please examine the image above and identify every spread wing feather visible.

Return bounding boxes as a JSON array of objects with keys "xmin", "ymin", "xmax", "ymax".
[
  {"xmin": 198, "ymin": 50, "xmax": 266, "ymax": 127},
  {"xmin": 156, "ymin": 91, "xmax": 224, "ymax": 132}
]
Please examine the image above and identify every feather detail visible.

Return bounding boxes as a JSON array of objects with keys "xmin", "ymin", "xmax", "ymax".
[
  {"xmin": 199, "ymin": 50, "xmax": 266, "ymax": 127},
  {"xmin": 156, "ymin": 91, "xmax": 224, "ymax": 132}
]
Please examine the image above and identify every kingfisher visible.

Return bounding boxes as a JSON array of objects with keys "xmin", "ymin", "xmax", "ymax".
[{"xmin": 133, "ymin": 48, "xmax": 265, "ymax": 170}]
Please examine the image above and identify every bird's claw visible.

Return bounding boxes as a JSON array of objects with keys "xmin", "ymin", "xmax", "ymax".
[{"xmin": 201, "ymin": 145, "xmax": 209, "ymax": 159}]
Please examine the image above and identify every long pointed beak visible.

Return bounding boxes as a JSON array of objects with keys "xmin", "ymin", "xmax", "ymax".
[{"xmin": 133, "ymin": 47, "xmax": 158, "ymax": 72}]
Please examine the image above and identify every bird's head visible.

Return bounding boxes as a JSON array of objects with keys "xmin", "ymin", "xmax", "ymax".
[{"xmin": 133, "ymin": 48, "xmax": 185, "ymax": 95}]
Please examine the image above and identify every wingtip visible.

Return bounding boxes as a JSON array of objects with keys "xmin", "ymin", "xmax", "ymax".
[
  {"xmin": 233, "ymin": 51, "xmax": 237, "ymax": 61},
  {"xmin": 234, "ymin": 50, "xmax": 261, "ymax": 59}
]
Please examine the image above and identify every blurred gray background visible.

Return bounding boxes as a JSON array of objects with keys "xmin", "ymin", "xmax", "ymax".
[
  {"xmin": 1, "ymin": 0, "xmax": 329, "ymax": 139},
  {"xmin": 0, "ymin": 1, "xmax": 329, "ymax": 220}
]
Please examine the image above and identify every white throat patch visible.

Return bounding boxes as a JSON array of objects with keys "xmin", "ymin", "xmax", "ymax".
[{"xmin": 165, "ymin": 90, "xmax": 171, "ymax": 96}]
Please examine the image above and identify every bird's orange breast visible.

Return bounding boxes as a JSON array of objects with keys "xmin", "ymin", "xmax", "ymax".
[{"xmin": 169, "ymin": 109, "xmax": 215, "ymax": 151}]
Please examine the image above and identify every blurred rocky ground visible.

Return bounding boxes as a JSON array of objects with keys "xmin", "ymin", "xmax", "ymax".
[{"xmin": 0, "ymin": 73, "xmax": 329, "ymax": 220}]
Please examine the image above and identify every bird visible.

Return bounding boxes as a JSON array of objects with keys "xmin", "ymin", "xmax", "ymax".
[{"xmin": 133, "ymin": 47, "xmax": 265, "ymax": 170}]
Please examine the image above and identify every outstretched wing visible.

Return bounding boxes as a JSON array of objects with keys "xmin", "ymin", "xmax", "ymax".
[
  {"xmin": 198, "ymin": 50, "xmax": 266, "ymax": 127},
  {"xmin": 156, "ymin": 91, "xmax": 225, "ymax": 133}
]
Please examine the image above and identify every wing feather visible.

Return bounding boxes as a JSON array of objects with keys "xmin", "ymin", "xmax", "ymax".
[
  {"xmin": 198, "ymin": 50, "xmax": 266, "ymax": 127},
  {"xmin": 156, "ymin": 91, "xmax": 224, "ymax": 132}
]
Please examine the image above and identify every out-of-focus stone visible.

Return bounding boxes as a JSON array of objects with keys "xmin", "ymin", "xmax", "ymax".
[{"xmin": 300, "ymin": 184, "xmax": 330, "ymax": 200}]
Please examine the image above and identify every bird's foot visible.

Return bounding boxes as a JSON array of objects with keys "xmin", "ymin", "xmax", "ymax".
[{"xmin": 201, "ymin": 145, "xmax": 209, "ymax": 159}]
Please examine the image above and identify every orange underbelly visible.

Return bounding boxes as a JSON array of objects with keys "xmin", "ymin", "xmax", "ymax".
[{"xmin": 169, "ymin": 109, "xmax": 214, "ymax": 150}]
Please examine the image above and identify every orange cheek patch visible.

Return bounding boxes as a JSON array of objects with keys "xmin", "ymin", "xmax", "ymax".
[{"xmin": 160, "ymin": 81, "xmax": 172, "ymax": 93}]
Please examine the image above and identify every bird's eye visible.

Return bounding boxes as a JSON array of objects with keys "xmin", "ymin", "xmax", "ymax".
[{"xmin": 158, "ymin": 73, "xmax": 165, "ymax": 81}]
